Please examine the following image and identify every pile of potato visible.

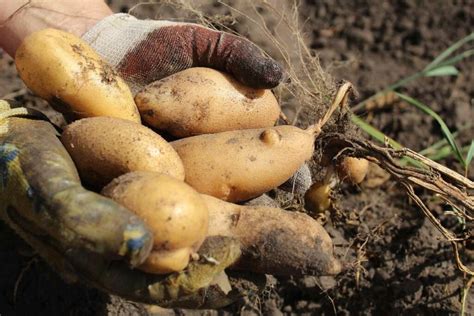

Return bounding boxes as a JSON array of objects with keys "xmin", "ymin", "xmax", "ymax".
[{"xmin": 14, "ymin": 29, "xmax": 368, "ymax": 278}]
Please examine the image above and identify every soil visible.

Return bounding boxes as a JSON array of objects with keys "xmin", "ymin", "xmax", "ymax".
[{"xmin": 0, "ymin": 0, "xmax": 473, "ymax": 315}]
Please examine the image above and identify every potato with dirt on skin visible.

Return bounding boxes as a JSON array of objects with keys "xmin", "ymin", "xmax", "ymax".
[
  {"xmin": 203, "ymin": 194, "xmax": 341, "ymax": 276},
  {"xmin": 15, "ymin": 28, "xmax": 140, "ymax": 122},
  {"xmin": 135, "ymin": 67, "xmax": 281, "ymax": 137},
  {"xmin": 102, "ymin": 171, "xmax": 209, "ymax": 274},
  {"xmin": 171, "ymin": 124, "xmax": 318, "ymax": 202},
  {"xmin": 61, "ymin": 117, "xmax": 184, "ymax": 189}
]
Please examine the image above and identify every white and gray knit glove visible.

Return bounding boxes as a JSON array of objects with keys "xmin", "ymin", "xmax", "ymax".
[
  {"xmin": 82, "ymin": 13, "xmax": 283, "ymax": 93},
  {"xmin": 279, "ymin": 163, "xmax": 312, "ymax": 195}
]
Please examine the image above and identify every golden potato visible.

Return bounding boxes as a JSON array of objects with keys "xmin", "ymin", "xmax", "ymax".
[
  {"xmin": 61, "ymin": 117, "xmax": 184, "ymax": 188},
  {"xmin": 102, "ymin": 172, "xmax": 209, "ymax": 274},
  {"xmin": 171, "ymin": 125, "xmax": 315, "ymax": 202},
  {"xmin": 304, "ymin": 182, "xmax": 332, "ymax": 213},
  {"xmin": 337, "ymin": 157, "xmax": 369, "ymax": 184},
  {"xmin": 15, "ymin": 28, "xmax": 140, "ymax": 122},
  {"xmin": 139, "ymin": 248, "xmax": 191, "ymax": 274},
  {"xmin": 135, "ymin": 67, "xmax": 280, "ymax": 137}
]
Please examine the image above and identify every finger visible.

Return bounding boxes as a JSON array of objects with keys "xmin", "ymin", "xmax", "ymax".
[
  {"xmin": 117, "ymin": 24, "xmax": 284, "ymax": 90},
  {"xmin": 65, "ymin": 236, "xmax": 242, "ymax": 308},
  {"xmin": 3, "ymin": 171, "xmax": 244, "ymax": 309},
  {"xmin": 0, "ymin": 103, "xmax": 153, "ymax": 266},
  {"xmin": 192, "ymin": 26, "xmax": 284, "ymax": 89}
]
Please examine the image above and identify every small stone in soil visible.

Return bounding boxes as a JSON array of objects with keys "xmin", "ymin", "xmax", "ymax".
[{"xmin": 319, "ymin": 276, "xmax": 337, "ymax": 290}]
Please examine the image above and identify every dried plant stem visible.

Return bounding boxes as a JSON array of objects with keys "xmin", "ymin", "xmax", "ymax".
[
  {"xmin": 325, "ymin": 133, "xmax": 474, "ymax": 275},
  {"xmin": 308, "ymin": 81, "xmax": 352, "ymax": 136},
  {"xmin": 461, "ymin": 275, "xmax": 474, "ymax": 316}
]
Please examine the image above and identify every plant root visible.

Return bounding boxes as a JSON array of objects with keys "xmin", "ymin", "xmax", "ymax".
[{"xmin": 321, "ymin": 132, "xmax": 474, "ymax": 275}]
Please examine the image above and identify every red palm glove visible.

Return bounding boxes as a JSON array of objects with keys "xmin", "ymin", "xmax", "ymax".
[{"xmin": 82, "ymin": 14, "xmax": 283, "ymax": 93}]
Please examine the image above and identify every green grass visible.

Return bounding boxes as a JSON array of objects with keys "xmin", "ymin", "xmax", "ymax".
[{"xmin": 351, "ymin": 32, "xmax": 474, "ymax": 174}]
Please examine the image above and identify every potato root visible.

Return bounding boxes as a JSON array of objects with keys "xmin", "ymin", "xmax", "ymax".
[
  {"xmin": 171, "ymin": 125, "xmax": 315, "ymax": 202},
  {"xmin": 61, "ymin": 117, "xmax": 184, "ymax": 188},
  {"xmin": 15, "ymin": 29, "xmax": 140, "ymax": 122},
  {"xmin": 102, "ymin": 171, "xmax": 209, "ymax": 274},
  {"xmin": 203, "ymin": 195, "xmax": 341, "ymax": 276},
  {"xmin": 135, "ymin": 67, "xmax": 280, "ymax": 137}
]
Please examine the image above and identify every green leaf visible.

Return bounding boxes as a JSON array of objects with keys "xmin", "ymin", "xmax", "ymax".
[
  {"xmin": 396, "ymin": 93, "xmax": 466, "ymax": 167},
  {"xmin": 418, "ymin": 124, "xmax": 471, "ymax": 156},
  {"xmin": 466, "ymin": 141, "xmax": 474, "ymax": 166},
  {"xmin": 424, "ymin": 32, "xmax": 474, "ymax": 71},
  {"xmin": 417, "ymin": 144, "xmax": 472, "ymax": 164},
  {"xmin": 424, "ymin": 144, "xmax": 453, "ymax": 161},
  {"xmin": 351, "ymin": 114, "xmax": 422, "ymax": 167},
  {"xmin": 436, "ymin": 49, "xmax": 474, "ymax": 68},
  {"xmin": 353, "ymin": 36, "xmax": 474, "ymax": 113},
  {"xmin": 424, "ymin": 65, "xmax": 459, "ymax": 77},
  {"xmin": 350, "ymin": 114, "xmax": 402, "ymax": 149}
]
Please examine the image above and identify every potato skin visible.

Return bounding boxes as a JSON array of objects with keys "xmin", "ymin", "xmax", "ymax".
[
  {"xmin": 15, "ymin": 28, "xmax": 140, "ymax": 122},
  {"xmin": 61, "ymin": 117, "xmax": 184, "ymax": 188},
  {"xmin": 171, "ymin": 125, "xmax": 314, "ymax": 202},
  {"xmin": 337, "ymin": 157, "xmax": 369, "ymax": 184},
  {"xmin": 135, "ymin": 67, "xmax": 280, "ymax": 137},
  {"xmin": 0, "ymin": 116, "xmax": 153, "ymax": 267},
  {"xmin": 304, "ymin": 182, "xmax": 332, "ymax": 213},
  {"xmin": 203, "ymin": 195, "xmax": 341, "ymax": 276},
  {"xmin": 102, "ymin": 172, "xmax": 209, "ymax": 274}
]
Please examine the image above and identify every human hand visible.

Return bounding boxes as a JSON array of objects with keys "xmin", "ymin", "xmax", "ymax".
[
  {"xmin": 1, "ymin": 1, "xmax": 283, "ymax": 93},
  {"xmin": 0, "ymin": 1, "xmax": 283, "ymax": 307},
  {"xmin": 83, "ymin": 13, "xmax": 284, "ymax": 93},
  {"xmin": 0, "ymin": 100, "xmax": 243, "ymax": 308}
]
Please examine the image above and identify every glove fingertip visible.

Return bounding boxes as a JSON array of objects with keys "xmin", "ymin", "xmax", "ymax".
[
  {"xmin": 217, "ymin": 34, "xmax": 284, "ymax": 89},
  {"xmin": 120, "ymin": 219, "xmax": 154, "ymax": 267},
  {"xmin": 232, "ymin": 58, "xmax": 284, "ymax": 89}
]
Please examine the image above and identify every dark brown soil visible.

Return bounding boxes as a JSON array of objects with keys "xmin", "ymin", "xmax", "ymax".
[{"xmin": 0, "ymin": 0, "xmax": 473, "ymax": 315}]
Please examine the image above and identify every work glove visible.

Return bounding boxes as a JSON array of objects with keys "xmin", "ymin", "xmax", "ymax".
[
  {"xmin": 0, "ymin": 100, "xmax": 246, "ymax": 308},
  {"xmin": 82, "ymin": 13, "xmax": 284, "ymax": 93}
]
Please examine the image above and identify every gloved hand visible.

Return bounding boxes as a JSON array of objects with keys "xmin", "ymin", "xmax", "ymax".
[
  {"xmin": 1, "ymin": 3, "xmax": 284, "ymax": 307},
  {"xmin": 0, "ymin": 100, "xmax": 243, "ymax": 308},
  {"xmin": 82, "ymin": 13, "xmax": 284, "ymax": 93}
]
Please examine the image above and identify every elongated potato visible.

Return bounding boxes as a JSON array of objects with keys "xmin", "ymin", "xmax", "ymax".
[
  {"xmin": 15, "ymin": 28, "xmax": 140, "ymax": 122},
  {"xmin": 61, "ymin": 117, "xmax": 184, "ymax": 188},
  {"xmin": 135, "ymin": 67, "xmax": 280, "ymax": 137},
  {"xmin": 102, "ymin": 172, "xmax": 209, "ymax": 274},
  {"xmin": 171, "ymin": 125, "xmax": 315, "ymax": 202},
  {"xmin": 203, "ymin": 195, "xmax": 340, "ymax": 276}
]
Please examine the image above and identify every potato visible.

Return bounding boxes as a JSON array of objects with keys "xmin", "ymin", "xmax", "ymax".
[
  {"xmin": 102, "ymin": 172, "xmax": 209, "ymax": 274},
  {"xmin": 61, "ymin": 117, "xmax": 184, "ymax": 188},
  {"xmin": 304, "ymin": 181, "xmax": 332, "ymax": 213},
  {"xmin": 337, "ymin": 157, "xmax": 369, "ymax": 184},
  {"xmin": 15, "ymin": 28, "xmax": 140, "ymax": 122},
  {"xmin": 0, "ymin": 115, "xmax": 153, "ymax": 267},
  {"xmin": 203, "ymin": 194, "xmax": 341, "ymax": 276},
  {"xmin": 171, "ymin": 125, "xmax": 315, "ymax": 202},
  {"xmin": 135, "ymin": 67, "xmax": 280, "ymax": 137}
]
